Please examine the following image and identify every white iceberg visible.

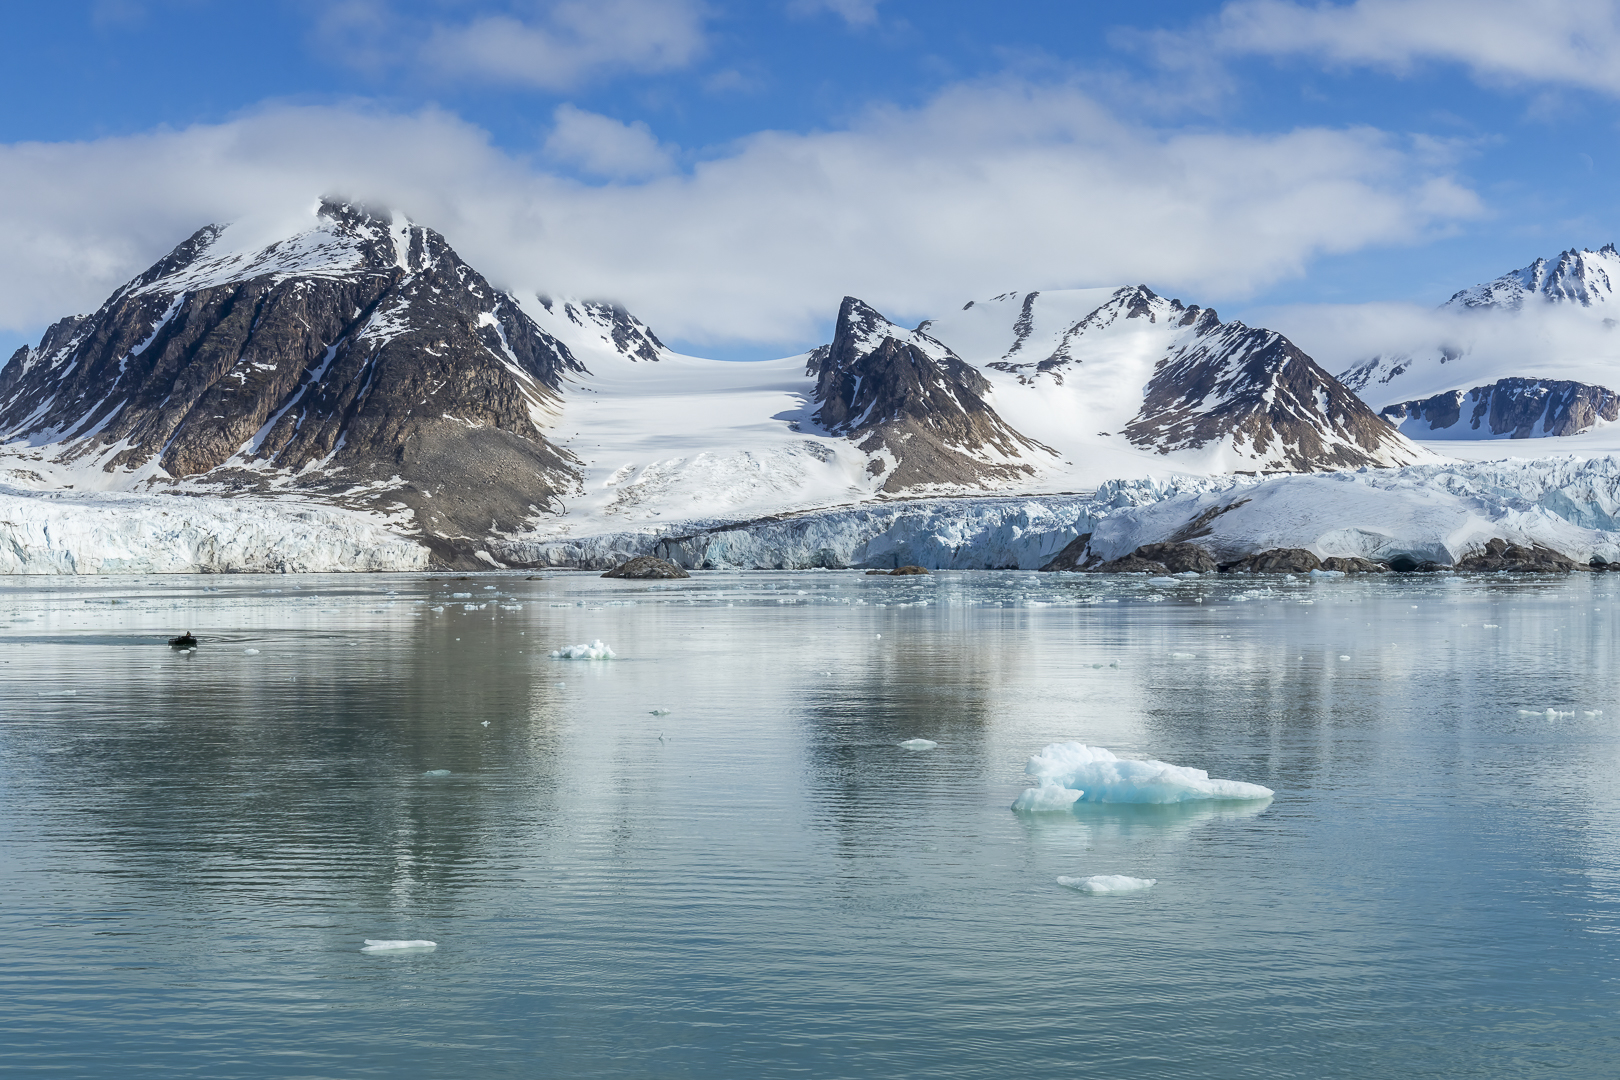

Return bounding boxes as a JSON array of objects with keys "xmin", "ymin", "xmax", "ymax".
[
  {"xmin": 550, "ymin": 640, "xmax": 616, "ymax": 660},
  {"xmin": 1016, "ymin": 742, "xmax": 1273, "ymax": 806},
  {"xmin": 361, "ymin": 939, "xmax": 437, "ymax": 951},
  {"xmin": 1057, "ymin": 874, "xmax": 1157, "ymax": 894},
  {"xmin": 899, "ymin": 738, "xmax": 938, "ymax": 751}
]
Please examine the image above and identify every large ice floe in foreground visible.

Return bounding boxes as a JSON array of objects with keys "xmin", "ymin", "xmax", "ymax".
[{"xmin": 1012, "ymin": 743, "xmax": 1274, "ymax": 809}]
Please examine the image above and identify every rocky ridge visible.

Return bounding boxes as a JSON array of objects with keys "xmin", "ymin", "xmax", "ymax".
[
  {"xmin": 0, "ymin": 200, "xmax": 585, "ymax": 565},
  {"xmin": 808, "ymin": 296, "xmax": 1054, "ymax": 491}
]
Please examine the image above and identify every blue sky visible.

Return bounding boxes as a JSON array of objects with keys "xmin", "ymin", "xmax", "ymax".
[{"xmin": 5, "ymin": 0, "xmax": 1620, "ymax": 361}]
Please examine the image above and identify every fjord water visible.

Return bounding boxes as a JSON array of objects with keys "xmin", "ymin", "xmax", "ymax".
[{"xmin": 3, "ymin": 571, "xmax": 1618, "ymax": 1078}]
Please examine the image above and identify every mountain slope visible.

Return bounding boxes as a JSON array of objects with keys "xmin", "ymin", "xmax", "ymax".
[
  {"xmin": 808, "ymin": 297, "xmax": 1052, "ymax": 491},
  {"xmin": 0, "ymin": 200, "xmax": 583, "ymax": 562},
  {"xmin": 923, "ymin": 286, "xmax": 1422, "ymax": 474}
]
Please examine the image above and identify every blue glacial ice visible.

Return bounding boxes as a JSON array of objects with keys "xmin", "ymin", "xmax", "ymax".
[{"xmin": 1013, "ymin": 742, "xmax": 1273, "ymax": 808}]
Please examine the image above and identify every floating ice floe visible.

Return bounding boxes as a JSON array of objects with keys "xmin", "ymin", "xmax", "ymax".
[
  {"xmin": 243, "ymin": 648, "xmax": 260, "ymax": 655},
  {"xmin": 1171, "ymin": 651, "xmax": 1196, "ymax": 659},
  {"xmin": 37, "ymin": 689, "xmax": 77, "ymax": 696},
  {"xmin": 1339, "ymin": 655, "xmax": 1351, "ymax": 661},
  {"xmin": 1309, "ymin": 569, "xmax": 1345, "ymax": 578},
  {"xmin": 1519, "ymin": 708, "xmax": 1576, "ymax": 719},
  {"xmin": 1586, "ymin": 710, "xmax": 1605, "ymax": 717},
  {"xmin": 649, "ymin": 708, "xmax": 671, "ymax": 716},
  {"xmin": 361, "ymin": 939, "xmax": 436, "ymax": 951},
  {"xmin": 1013, "ymin": 742, "xmax": 1273, "ymax": 809},
  {"xmin": 1148, "ymin": 577, "xmax": 1178, "ymax": 585},
  {"xmin": 899, "ymin": 738, "xmax": 938, "ymax": 751},
  {"xmin": 1058, "ymin": 875, "xmax": 1157, "ymax": 894},
  {"xmin": 451, "ymin": 592, "xmax": 472, "ymax": 598},
  {"xmin": 422, "ymin": 769, "xmax": 451, "ymax": 777},
  {"xmin": 550, "ymin": 640, "xmax": 616, "ymax": 660}
]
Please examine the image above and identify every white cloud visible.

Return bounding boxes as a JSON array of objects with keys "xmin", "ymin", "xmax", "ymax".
[
  {"xmin": 320, "ymin": 0, "xmax": 710, "ymax": 89},
  {"xmin": 1200, "ymin": 0, "xmax": 1620, "ymax": 95},
  {"xmin": 0, "ymin": 83, "xmax": 1482, "ymax": 349},
  {"xmin": 788, "ymin": 0, "xmax": 883, "ymax": 26},
  {"xmin": 543, "ymin": 105, "xmax": 675, "ymax": 179}
]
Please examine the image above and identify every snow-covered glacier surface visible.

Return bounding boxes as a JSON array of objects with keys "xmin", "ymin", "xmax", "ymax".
[
  {"xmin": 494, "ymin": 477, "xmax": 1237, "ymax": 571},
  {"xmin": 0, "ymin": 485, "xmax": 430, "ymax": 574},
  {"xmin": 1084, "ymin": 454, "xmax": 1620, "ymax": 566},
  {"xmin": 10, "ymin": 453, "xmax": 1620, "ymax": 574},
  {"xmin": 498, "ymin": 454, "xmax": 1620, "ymax": 571}
]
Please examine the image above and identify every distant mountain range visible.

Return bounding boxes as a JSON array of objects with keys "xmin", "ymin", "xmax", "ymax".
[
  {"xmin": 1340, "ymin": 244, "xmax": 1620, "ymax": 442},
  {"xmin": 4, "ymin": 200, "xmax": 1615, "ymax": 565}
]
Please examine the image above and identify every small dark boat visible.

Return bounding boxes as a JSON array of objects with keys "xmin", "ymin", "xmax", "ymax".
[{"xmin": 168, "ymin": 631, "xmax": 198, "ymax": 648}]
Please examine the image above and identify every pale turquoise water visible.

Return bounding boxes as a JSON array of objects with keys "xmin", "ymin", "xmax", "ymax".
[{"xmin": 3, "ymin": 570, "xmax": 1619, "ymax": 1078}]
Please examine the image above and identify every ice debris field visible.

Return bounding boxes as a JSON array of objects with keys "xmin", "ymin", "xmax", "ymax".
[{"xmin": 1012, "ymin": 743, "xmax": 1274, "ymax": 809}]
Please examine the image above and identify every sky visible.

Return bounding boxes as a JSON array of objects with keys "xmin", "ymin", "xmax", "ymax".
[{"xmin": 4, "ymin": 0, "xmax": 1620, "ymax": 361}]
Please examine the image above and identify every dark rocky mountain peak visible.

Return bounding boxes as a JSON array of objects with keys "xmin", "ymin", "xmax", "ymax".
[
  {"xmin": 1124, "ymin": 312, "xmax": 1421, "ymax": 470},
  {"xmin": 0, "ymin": 198, "xmax": 588, "ymax": 564},
  {"xmin": 808, "ymin": 296, "xmax": 1051, "ymax": 490}
]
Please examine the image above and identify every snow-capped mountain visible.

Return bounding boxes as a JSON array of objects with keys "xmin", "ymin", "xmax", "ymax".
[
  {"xmin": 0, "ymin": 200, "xmax": 583, "ymax": 562},
  {"xmin": 808, "ymin": 297, "xmax": 1052, "ymax": 490},
  {"xmin": 923, "ymin": 286, "xmax": 1422, "ymax": 474},
  {"xmin": 1446, "ymin": 244, "xmax": 1620, "ymax": 311},
  {"xmin": 1, "ymin": 200, "xmax": 1435, "ymax": 569},
  {"xmin": 1341, "ymin": 245, "xmax": 1620, "ymax": 443}
]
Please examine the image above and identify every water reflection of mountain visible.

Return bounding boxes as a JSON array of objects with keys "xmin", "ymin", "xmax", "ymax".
[{"xmin": 8, "ymin": 620, "xmax": 572, "ymax": 914}]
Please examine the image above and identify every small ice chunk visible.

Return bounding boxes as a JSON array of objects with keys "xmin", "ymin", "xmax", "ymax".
[
  {"xmin": 37, "ymin": 689, "xmax": 77, "ymax": 696},
  {"xmin": 481, "ymin": 720, "xmax": 490, "ymax": 727},
  {"xmin": 452, "ymin": 592, "xmax": 472, "ymax": 598},
  {"xmin": 1309, "ymin": 569, "xmax": 1344, "ymax": 578},
  {"xmin": 483, "ymin": 586, "xmax": 497, "ymax": 590},
  {"xmin": 1483, "ymin": 624, "xmax": 1500, "ymax": 629},
  {"xmin": 550, "ymin": 640, "xmax": 616, "ymax": 660},
  {"xmin": 1148, "ymin": 576, "xmax": 1177, "ymax": 585},
  {"xmin": 422, "ymin": 769, "xmax": 451, "ymax": 777},
  {"xmin": 243, "ymin": 648, "xmax": 260, "ymax": 655},
  {"xmin": 899, "ymin": 738, "xmax": 938, "ymax": 751},
  {"xmin": 1339, "ymin": 655, "xmax": 1350, "ymax": 661},
  {"xmin": 650, "ymin": 708, "xmax": 671, "ymax": 716},
  {"xmin": 1020, "ymin": 742, "xmax": 1273, "ymax": 804},
  {"xmin": 1058, "ymin": 874, "xmax": 1157, "ymax": 894},
  {"xmin": 1012, "ymin": 785, "xmax": 1084, "ymax": 812},
  {"xmin": 1171, "ymin": 651, "xmax": 1196, "ymax": 659},
  {"xmin": 1585, "ymin": 710, "xmax": 1604, "ymax": 717},
  {"xmin": 361, "ymin": 939, "xmax": 436, "ymax": 951}
]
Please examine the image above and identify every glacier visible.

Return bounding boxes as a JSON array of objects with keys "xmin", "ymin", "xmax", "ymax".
[{"xmin": 0, "ymin": 483, "xmax": 429, "ymax": 574}]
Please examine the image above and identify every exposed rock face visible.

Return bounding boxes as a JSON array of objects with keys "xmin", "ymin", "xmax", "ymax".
[
  {"xmin": 1039, "ymin": 533, "xmax": 1094, "ymax": 572},
  {"xmin": 1382, "ymin": 378, "xmax": 1620, "ymax": 439},
  {"xmin": 1454, "ymin": 538, "xmax": 1583, "ymax": 572},
  {"xmin": 0, "ymin": 201, "xmax": 585, "ymax": 565},
  {"xmin": 1133, "ymin": 542, "xmax": 1216, "ymax": 574},
  {"xmin": 1222, "ymin": 548, "xmax": 1321, "ymax": 573},
  {"xmin": 809, "ymin": 297, "xmax": 1052, "ymax": 491},
  {"xmin": 602, "ymin": 555, "xmax": 689, "ymax": 579},
  {"xmin": 1093, "ymin": 553, "xmax": 1172, "ymax": 573},
  {"xmin": 1321, "ymin": 556, "xmax": 1386, "ymax": 573}
]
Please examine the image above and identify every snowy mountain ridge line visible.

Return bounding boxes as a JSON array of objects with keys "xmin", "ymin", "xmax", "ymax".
[
  {"xmin": 1337, "ymin": 242, "xmax": 1620, "ymax": 441},
  {"xmin": 1447, "ymin": 243, "xmax": 1620, "ymax": 311}
]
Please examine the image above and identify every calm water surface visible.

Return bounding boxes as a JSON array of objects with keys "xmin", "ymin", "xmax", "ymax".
[{"xmin": 2, "ymin": 570, "xmax": 1619, "ymax": 1078}]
